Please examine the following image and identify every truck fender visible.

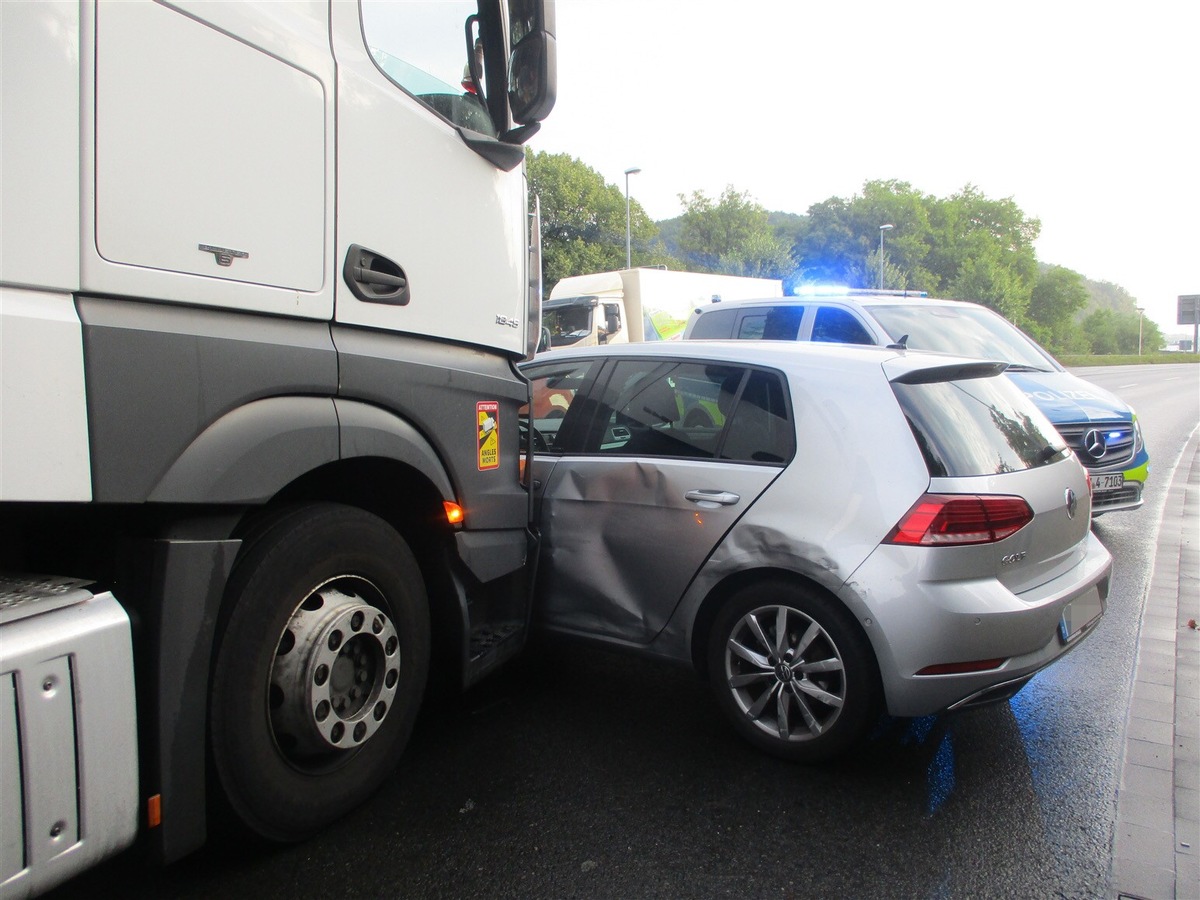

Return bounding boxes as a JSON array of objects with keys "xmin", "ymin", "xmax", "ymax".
[
  {"xmin": 333, "ymin": 398, "xmax": 455, "ymax": 500},
  {"xmin": 148, "ymin": 396, "xmax": 339, "ymax": 503},
  {"xmin": 149, "ymin": 397, "xmax": 459, "ymax": 505},
  {"xmin": 337, "ymin": 400, "xmax": 527, "ymax": 586}
]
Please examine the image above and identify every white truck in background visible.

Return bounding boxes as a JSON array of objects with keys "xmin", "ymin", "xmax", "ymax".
[
  {"xmin": 541, "ymin": 268, "xmax": 782, "ymax": 349},
  {"xmin": 0, "ymin": 1, "xmax": 555, "ymax": 896}
]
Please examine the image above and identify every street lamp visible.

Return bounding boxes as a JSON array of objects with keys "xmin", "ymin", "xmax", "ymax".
[
  {"xmin": 878, "ymin": 224, "xmax": 894, "ymax": 290},
  {"xmin": 1137, "ymin": 307, "xmax": 1145, "ymax": 356},
  {"xmin": 624, "ymin": 167, "xmax": 641, "ymax": 269}
]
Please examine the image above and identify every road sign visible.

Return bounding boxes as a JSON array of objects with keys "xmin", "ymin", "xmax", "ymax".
[{"xmin": 1180, "ymin": 294, "xmax": 1200, "ymax": 325}]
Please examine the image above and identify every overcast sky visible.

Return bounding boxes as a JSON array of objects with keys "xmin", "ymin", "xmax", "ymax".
[{"xmin": 528, "ymin": 0, "xmax": 1198, "ymax": 335}]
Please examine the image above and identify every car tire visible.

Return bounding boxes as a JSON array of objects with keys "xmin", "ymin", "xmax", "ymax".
[
  {"xmin": 707, "ymin": 579, "xmax": 879, "ymax": 762},
  {"xmin": 210, "ymin": 503, "xmax": 431, "ymax": 841}
]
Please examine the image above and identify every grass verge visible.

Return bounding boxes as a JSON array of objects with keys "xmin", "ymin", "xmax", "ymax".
[{"xmin": 1058, "ymin": 353, "xmax": 1200, "ymax": 367}]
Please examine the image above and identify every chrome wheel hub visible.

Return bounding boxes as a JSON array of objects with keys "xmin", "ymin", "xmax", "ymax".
[
  {"xmin": 269, "ymin": 579, "xmax": 400, "ymax": 759},
  {"xmin": 724, "ymin": 604, "xmax": 846, "ymax": 742}
]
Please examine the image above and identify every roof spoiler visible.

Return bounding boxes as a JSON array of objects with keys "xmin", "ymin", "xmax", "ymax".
[{"xmin": 890, "ymin": 360, "xmax": 1009, "ymax": 385}]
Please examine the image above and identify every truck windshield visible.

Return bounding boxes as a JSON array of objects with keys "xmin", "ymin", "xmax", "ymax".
[
  {"xmin": 544, "ymin": 304, "xmax": 594, "ymax": 347},
  {"xmin": 866, "ymin": 304, "xmax": 1059, "ymax": 371}
]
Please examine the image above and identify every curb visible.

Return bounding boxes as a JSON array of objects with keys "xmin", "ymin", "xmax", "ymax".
[{"xmin": 1111, "ymin": 428, "xmax": 1199, "ymax": 899}]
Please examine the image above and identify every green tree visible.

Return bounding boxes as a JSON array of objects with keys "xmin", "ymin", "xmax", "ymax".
[
  {"xmin": 794, "ymin": 181, "xmax": 938, "ymax": 290},
  {"xmin": 1081, "ymin": 308, "xmax": 1122, "ymax": 354},
  {"xmin": 526, "ymin": 150, "xmax": 663, "ymax": 285},
  {"xmin": 925, "ymin": 186, "xmax": 1040, "ymax": 325},
  {"xmin": 1028, "ymin": 265, "xmax": 1088, "ymax": 352},
  {"xmin": 947, "ymin": 250, "xmax": 1028, "ymax": 321},
  {"xmin": 1141, "ymin": 316, "xmax": 1166, "ymax": 353},
  {"xmin": 676, "ymin": 186, "xmax": 792, "ymax": 278},
  {"xmin": 791, "ymin": 181, "xmax": 1040, "ymax": 311},
  {"xmin": 1084, "ymin": 279, "xmax": 1141, "ymax": 315},
  {"xmin": 1080, "ymin": 309, "xmax": 1163, "ymax": 354}
]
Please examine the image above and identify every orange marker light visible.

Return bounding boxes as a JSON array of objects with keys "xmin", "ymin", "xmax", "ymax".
[
  {"xmin": 443, "ymin": 501, "xmax": 465, "ymax": 526},
  {"xmin": 147, "ymin": 794, "xmax": 162, "ymax": 828}
]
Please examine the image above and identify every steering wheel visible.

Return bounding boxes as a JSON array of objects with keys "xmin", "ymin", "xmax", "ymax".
[{"xmin": 521, "ymin": 420, "xmax": 549, "ymax": 453}]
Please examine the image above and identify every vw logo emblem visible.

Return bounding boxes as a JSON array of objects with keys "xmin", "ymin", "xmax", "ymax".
[
  {"xmin": 1082, "ymin": 429, "xmax": 1107, "ymax": 460},
  {"xmin": 1065, "ymin": 488, "xmax": 1078, "ymax": 519}
]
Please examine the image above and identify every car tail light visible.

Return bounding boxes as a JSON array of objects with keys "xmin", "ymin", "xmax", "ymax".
[{"xmin": 885, "ymin": 494, "xmax": 1033, "ymax": 546}]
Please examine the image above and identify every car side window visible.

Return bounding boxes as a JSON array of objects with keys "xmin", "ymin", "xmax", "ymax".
[
  {"xmin": 583, "ymin": 360, "xmax": 744, "ymax": 459},
  {"xmin": 737, "ymin": 314, "xmax": 767, "ymax": 340},
  {"xmin": 763, "ymin": 307, "xmax": 804, "ymax": 339},
  {"xmin": 811, "ymin": 306, "xmax": 874, "ymax": 345},
  {"xmin": 688, "ymin": 308, "xmax": 736, "ymax": 339},
  {"xmin": 521, "ymin": 360, "xmax": 597, "ymax": 452},
  {"xmin": 736, "ymin": 307, "xmax": 803, "ymax": 341},
  {"xmin": 718, "ymin": 370, "xmax": 794, "ymax": 464}
]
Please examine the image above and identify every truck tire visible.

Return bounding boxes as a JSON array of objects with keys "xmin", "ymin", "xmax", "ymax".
[
  {"xmin": 706, "ymin": 579, "xmax": 879, "ymax": 762},
  {"xmin": 210, "ymin": 503, "xmax": 431, "ymax": 841}
]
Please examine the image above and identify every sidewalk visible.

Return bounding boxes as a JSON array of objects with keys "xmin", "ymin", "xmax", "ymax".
[{"xmin": 1111, "ymin": 429, "xmax": 1199, "ymax": 900}]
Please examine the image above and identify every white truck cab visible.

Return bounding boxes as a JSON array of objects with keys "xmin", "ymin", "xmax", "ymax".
[{"xmin": 1, "ymin": 1, "xmax": 555, "ymax": 895}]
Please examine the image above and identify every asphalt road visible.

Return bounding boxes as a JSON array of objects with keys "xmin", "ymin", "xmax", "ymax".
[{"xmin": 48, "ymin": 363, "xmax": 1200, "ymax": 900}]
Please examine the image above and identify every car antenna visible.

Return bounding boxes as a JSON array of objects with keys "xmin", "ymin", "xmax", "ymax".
[{"xmin": 887, "ymin": 334, "xmax": 910, "ymax": 350}]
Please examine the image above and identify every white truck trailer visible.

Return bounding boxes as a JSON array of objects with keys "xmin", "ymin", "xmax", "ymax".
[
  {"xmin": 0, "ymin": 1, "xmax": 555, "ymax": 895},
  {"xmin": 541, "ymin": 268, "xmax": 782, "ymax": 348}
]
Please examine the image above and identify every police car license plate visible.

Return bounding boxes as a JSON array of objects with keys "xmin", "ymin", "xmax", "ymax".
[{"xmin": 1089, "ymin": 473, "xmax": 1124, "ymax": 492}]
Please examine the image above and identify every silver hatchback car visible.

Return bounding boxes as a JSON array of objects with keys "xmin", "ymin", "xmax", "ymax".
[{"xmin": 520, "ymin": 341, "xmax": 1112, "ymax": 761}]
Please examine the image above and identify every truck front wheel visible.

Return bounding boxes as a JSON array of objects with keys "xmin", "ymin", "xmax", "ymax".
[{"xmin": 210, "ymin": 503, "xmax": 431, "ymax": 842}]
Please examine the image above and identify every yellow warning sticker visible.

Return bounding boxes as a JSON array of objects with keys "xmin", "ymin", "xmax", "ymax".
[{"xmin": 477, "ymin": 401, "xmax": 499, "ymax": 471}]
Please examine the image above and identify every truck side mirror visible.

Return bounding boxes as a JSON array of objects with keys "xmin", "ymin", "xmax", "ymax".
[{"xmin": 507, "ymin": 0, "xmax": 557, "ymax": 126}]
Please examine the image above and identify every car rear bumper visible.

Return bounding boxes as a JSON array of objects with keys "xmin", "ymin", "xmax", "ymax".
[{"xmin": 840, "ymin": 531, "xmax": 1113, "ymax": 717}]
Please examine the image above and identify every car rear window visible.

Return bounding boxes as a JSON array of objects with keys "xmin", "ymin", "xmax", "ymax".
[{"xmin": 892, "ymin": 374, "xmax": 1068, "ymax": 477}]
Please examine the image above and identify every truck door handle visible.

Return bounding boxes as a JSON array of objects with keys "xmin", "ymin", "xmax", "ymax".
[
  {"xmin": 685, "ymin": 489, "xmax": 741, "ymax": 507},
  {"xmin": 343, "ymin": 244, "xmax": 410, "ymax": 305}
]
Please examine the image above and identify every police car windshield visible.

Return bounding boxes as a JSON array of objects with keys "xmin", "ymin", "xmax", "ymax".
[{"xmin": 866, "ymin": 304, "xmax": 1058, "ymax": 371}]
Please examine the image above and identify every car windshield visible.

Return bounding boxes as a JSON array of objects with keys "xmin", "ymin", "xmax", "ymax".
[{"xmin": 866, "ymin": 304, "xmax": 1059, "ymax": 371}]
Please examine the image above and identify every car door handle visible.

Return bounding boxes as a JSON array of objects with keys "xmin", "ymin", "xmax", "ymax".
[
  {"xmin": 685, "ymin": 490, "xmax": 741, "ymax": 507},
  {"xmin": 343, "ymin": 244, "xmax": 410, "ymax": 305}
]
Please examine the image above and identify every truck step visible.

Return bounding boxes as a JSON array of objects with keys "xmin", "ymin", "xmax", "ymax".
[
  {"xmin": 468, "ymin": 620, "xmax": 523, "ymax": 661},
  {"xmin": 0, "ymin": 574, "xmax": 94, "ymax": 626},
  {"xmin": 1, "ymin": 578, "xmax": 139, "ymax": 900}
]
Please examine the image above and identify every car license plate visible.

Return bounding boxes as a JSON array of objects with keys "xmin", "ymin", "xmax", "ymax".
[
  {"xmin": 1059, "ymin": 589, "xmax": 1104, "ymax": 644},
  {"xmin": 1089, "ymin": 473, "xmax": 1124, "ymax": 493}
]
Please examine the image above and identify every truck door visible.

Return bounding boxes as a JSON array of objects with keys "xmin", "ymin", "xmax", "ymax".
[{"xmin": 331, "ymin": 2, "xmax": 526, "ymax": 355}]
